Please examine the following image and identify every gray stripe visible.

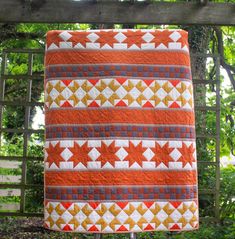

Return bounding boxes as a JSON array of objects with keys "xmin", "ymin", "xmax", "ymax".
[
  {"xmin": 46, "ymin": 63, "xmax": 191, "ymax": 69},
  {"xmin": 45, "ymin": 137, "xmax": 196, "ymax": 141},
  {"xmin": 45, "ymin": 123, "xmax": 195, "ymax": 128}
]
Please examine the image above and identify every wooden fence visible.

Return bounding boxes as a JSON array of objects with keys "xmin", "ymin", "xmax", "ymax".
[{"xmin": 0, "ymin": 49, "xmax": 221, "ymax": 221}]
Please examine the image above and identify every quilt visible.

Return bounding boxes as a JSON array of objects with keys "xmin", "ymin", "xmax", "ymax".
[{"xmin": 44, "ymin": 29, "xmax": 199, "ymax": 233}]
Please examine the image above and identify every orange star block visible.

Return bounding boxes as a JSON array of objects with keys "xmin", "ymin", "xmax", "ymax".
[
  {"xmin": 69, "ymin": 32, "xmax": 90, "ymax": 47},
  {"xmin": 46, "ymin": 142, "xmax": 64, "ymax": 168},
  {"xmin": 68, "ymin": 142, "xmax": 91, "ymax": 167},
  {"xmin": 178, "ymin": 143, "xmax": 196, "ymax": 167},
  {"xmin": 124, "ymin": 141, "xmax": 146, "ymax": 167},
  {"xmin": 97, "ymin": 141, "xmax": 120, "ymax": 167},
  {"xmin": 150, "ymin": 30, "xmax": 172, "ymax": 48},
  {"xmin": 46, "ymin": 31, "xmax": 62, "ymax": 48},
  {"xmin": 123, "ymin": 30, "xmax": 146, "ymax": 48},
  {"xmin": 176, "ymin": 31, "xmax": 189, "ymax": 48},
  {"xmin": 95, "ymin": 30, "xmax": 119, "ymax": 47},
  {"xmin": 151, "ymin": 142, "xmax": 174, "ymax": 167}
]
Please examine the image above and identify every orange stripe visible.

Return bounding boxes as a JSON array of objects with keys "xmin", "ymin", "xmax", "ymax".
[
  {"xmin": 45, "ymin": 51, "xmax": 190, "ymax": 66},
  {"xmin": 45, "ymin": 108, "xmax": 195, "ymax": 125},
  {"xmin": 45, "ymin": 171, "xmax": 197, "ymax": 186}
]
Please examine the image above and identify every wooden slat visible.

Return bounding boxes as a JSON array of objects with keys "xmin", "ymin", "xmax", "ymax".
[
  {"xmin": 197, "ymin": 161, "xmax": 216, "ymax": 165},
  {"xmin": 215, "ymin": 56, "xmax": 221, "ymax": 221},
  {"xmin": 196, "ymin": 134, "xmax": 217, "ymax": 139},
  {"xmin": 199, "ymin": 189, "xmax": 215, "ymax": 194},
  {"xmin": 195, "ymin": 106, "xmax": 218, "ymax": 111},
  {"xmin": 0, "ymin": 184, "xmax": 43, "ymax": 189},
  {"xmin": 20, "ymin": 53, "xmax": 33, "ymax": 213},
  {"xmin": 0, "ymin": 211, "xmax": 43, "ymax": 217},
  {"xmin": 0, "ymin": 160, "xmax": 21, "ymax": 169},
  {"xmin": 0, "ymin": 101, "xmax": 44, "ymax": 107},
  {"xmin": 1, "ymin": 75, "xmax": 44, "ymax": 80},
  {"xmin": 0, "ymin": 156, "xmax": 43, "ymax": 162},
  {"xmin": 0, "ymin": 1, "xmax": 234, "ymax": 25},
  {"xmin": 193, "ymin": 80, "xmax": 218, "ymax": 85},
  {"xmin": 0, "ymin": 203, "xmax": 20, "ymax": 211},
  {"xmin": 0, "ymin": 175, "xmax": 21, "ymax": 183},
  {"xmin": 2, "ymin": 49, "xmax": 44, "ymax": 53},
  {"xmin": 1, "ymin": 128, "xmax": 44, "ymax": 134},
  {"xmin": 0, "ymin": 189, "xmax": 21, "ymax": 197}
]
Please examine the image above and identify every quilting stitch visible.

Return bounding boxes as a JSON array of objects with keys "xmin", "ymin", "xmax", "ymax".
[{"xmin": 44, "ymin": 29, "xmax": 198, "ymax": 233}]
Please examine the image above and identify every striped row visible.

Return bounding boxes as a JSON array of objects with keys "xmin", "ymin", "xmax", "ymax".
[
  {"xmin": 45, "ymin": 51, "xmax": 190, "ymax": 66},
  {"xmin": 46, "ymin": 125, "xmax": 195, "ymax": 140},
  {"xmin": 45, "ymin": 109, "xmax": 195, "ymax": 125},
  {"xmin": 44, "ymin": 200, "xmax": 198, "ymax": 232},
  {"xmin": 45, "ymin": 171, "xmax": 197, "ymax": 186},
  {"xmin": 44, "ymin": 139, "xmax": 196, "ymax": 170},
  {"xmin": 45, "ymin": 185, "xmax": 197, "ymax": 201},
  {"xmin": 46, "ymin": 64, "xmax": 191, "ymax": 80},
  {"xmin": 45, "ymin": 77, "xmax": 193, "ymax": 109},
  {"xmin": 46, "ymin": 29, "xmax": 189, "ymax": 52}
]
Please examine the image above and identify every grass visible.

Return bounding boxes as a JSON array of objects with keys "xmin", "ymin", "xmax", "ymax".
[
  {"xmin": 0, "ymin": 167, "xmax": 21, "ymax": 176},
  {"xmin": 0, "ymin": 217, "xmax": 234, "ymax": 239}
]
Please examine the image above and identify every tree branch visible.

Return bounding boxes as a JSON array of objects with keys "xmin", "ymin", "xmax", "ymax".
[
  {"xmin": 0, "ymin": 23, "xmax": 43, "ymax": 42},
  {"xmin": 214, "ymin": 26, "xmax": 235, "ymax": 90}
]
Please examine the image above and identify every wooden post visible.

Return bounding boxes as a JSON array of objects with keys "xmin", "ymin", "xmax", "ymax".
[
  {"xmin": 214, "ymin": 56, "xmax": 221, "ymax": 222},
  {"xmin": 130, "ymin": 232, "xmax": 137, "ymax": 239},
  {"xmin": 0, "ymin": 52, "xmax": 7, "ymax": 147},
  {"xmin": 94, "ymin": 234, "xmax": 102, "ymax": 239},
  {"xmin": 0, "ymin": 1, "xmax": 234, "ymax": 25}
]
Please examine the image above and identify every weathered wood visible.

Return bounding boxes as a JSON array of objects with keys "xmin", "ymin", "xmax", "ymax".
[
  {"xmin": 0, "ymin": 160, "xmax": 21, "ymax": 169},
  {"xmin": 0, "ymin": 203, "xmax": 20, "ymax": 211},
  {"xmin": 215, "ymin": 56, "xmax": 221, "ymax": 221},
  {"xmin": 2, "ymin": 49, "xmax": 44, "ymax": 53},
  {"xmin": 0, "ymin": 156, "xmax": 43, "ymax": 162},
  {"xmin": 0, "ymin": 175, "xmax": 21, "ymax": 183},
  {"xmin": 0, "ymin": 184, "xmax": 43, "ymax": 189},
  {"xmin": 0, "ymin": 189, "xmax": 21, "ymax": 197},
  {"xmin": 0, "ymin": 211, "xmax": 43, "ymax": 217},
  {"xmin": 0, "ymin": 100, "xmax": 44, "ymax": 107},
  {"xmin": 0, "ymin": 1, "xmax": 234, "ymax": 25},
  {"xmin": 1, "ymin": 128, "xmax": 44, "ymax": 134}
]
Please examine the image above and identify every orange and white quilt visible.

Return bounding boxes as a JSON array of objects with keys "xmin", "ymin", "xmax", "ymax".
[{"xmin": 44, "ymin": 29, "xmax": 199, "ymax": 233}]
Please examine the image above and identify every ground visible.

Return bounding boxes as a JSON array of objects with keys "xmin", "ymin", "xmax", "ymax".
[
  {"xmin": 0, "ymin": 217, "xmax": 87, "ymax": 239},
  {"xmin": 0, "ymin": 217, "xmax": 181, "ymax": 239}
]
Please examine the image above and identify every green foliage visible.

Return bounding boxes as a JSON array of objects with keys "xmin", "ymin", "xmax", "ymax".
[
  {"xmin": 0, "ymin": 133, "xmax": 24, "ymax": 156},
  {"xmin": 220, "ymin": 166, "xmax": 235, "ymax": 223},
  {"xmin": 220, "ymin": 87, "xmax": 235, "ymax": 157},
  {"xmin": 25, "ymin": 133, "xmax": 44, "ymax": 213}
]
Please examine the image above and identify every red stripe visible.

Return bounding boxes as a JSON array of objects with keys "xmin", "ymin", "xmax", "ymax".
[
  {"xmin": 45, "ymin": 108, "xmax": 195, "ymax": 125},
  {"xmin": 45, "ymin": 170, "xmax": 197, "ymax": 186},
  {"xmin": 45, "ymin": 50, "xmax": 190, "ymax": 66}
]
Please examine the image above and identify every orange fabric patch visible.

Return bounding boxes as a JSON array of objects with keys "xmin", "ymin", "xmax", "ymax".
[
  {"xmin": 45, "ymin": 170, "xmax": 197, "ymax": 186},
  {"xmin": 46, "ymin": 50, "xmax": 190, "ymax": 66},
  {"xmin": 45, "ymin": 108, "xmax": 195, "ymax": 125}
]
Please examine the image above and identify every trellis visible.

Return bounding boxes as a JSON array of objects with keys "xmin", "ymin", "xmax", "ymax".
[
  {"xmin": 0, "ymin": 0, "xmax": 232, "ymax": 237},
  {"xmin": 0, "ymin": 49, "xmax": 44, "ymax": 216},
  {"xmin": 0, "ymin": 49, "xmax": 221, "ymax": 223}
]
